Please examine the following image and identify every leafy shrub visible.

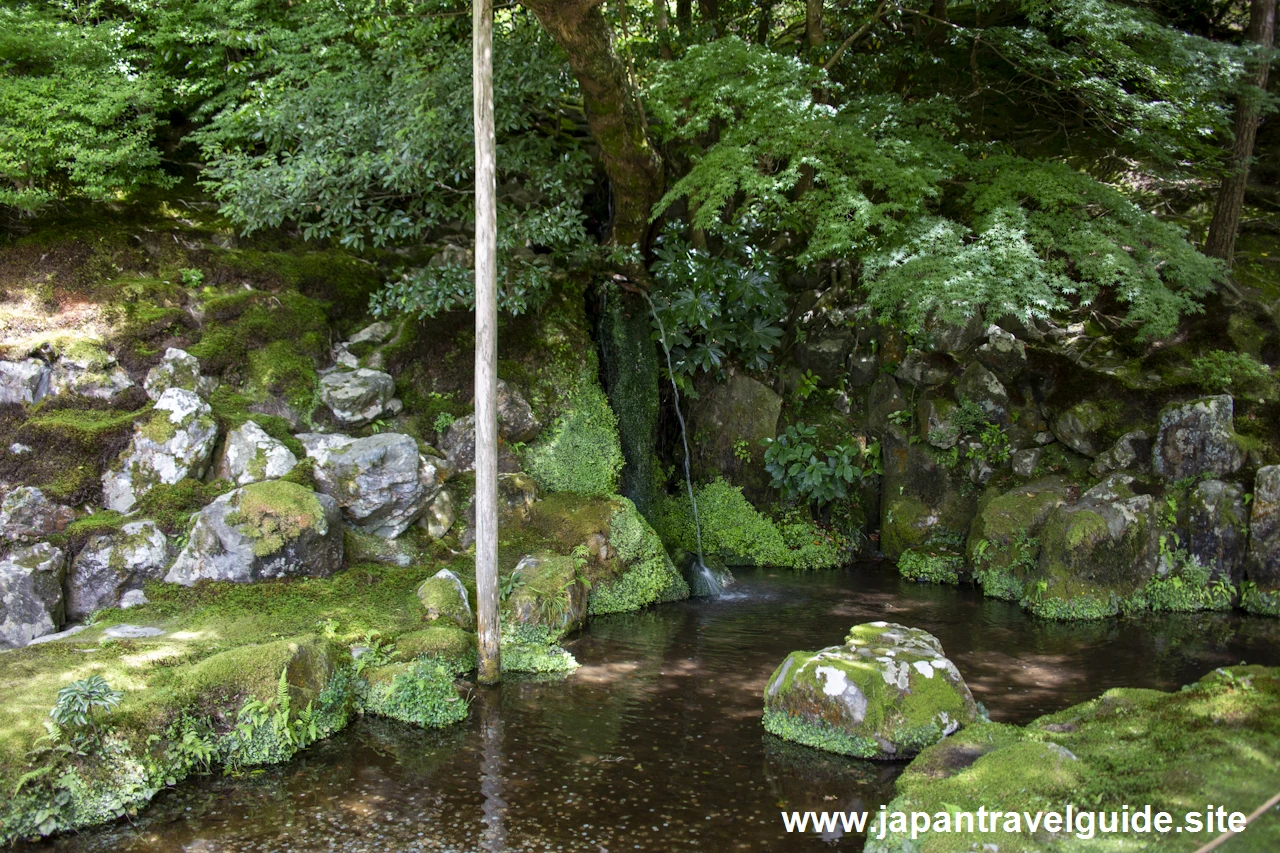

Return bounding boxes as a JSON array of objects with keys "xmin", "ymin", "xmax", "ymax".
[
  {"xmin": 649, "ymin": 232, "xmax": 785, "ymax": 383},
  {"xmin": 762, "ymin": 422, "xmax": 878, "ymax": 507},
  {"xmin": 1190, "ymin": 351, "xmax": 1273, "ymax": 397},
  {"xmin": 49, "ymin": 676, "xmax": 122, "ymax": 753},
  {"xmin": 898, "ymin": 548, "xmax": 964, "ymax": 584}
]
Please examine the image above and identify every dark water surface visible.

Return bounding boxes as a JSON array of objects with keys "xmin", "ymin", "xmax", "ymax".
[{"xmin": 36, "ymin": 563, "xmax": 1280, "ymax": 853}]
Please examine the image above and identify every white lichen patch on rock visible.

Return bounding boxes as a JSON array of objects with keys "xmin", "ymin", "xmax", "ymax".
[{"xmin": 102, "ymin": 387, "xmax": 218, "ymax": 512}]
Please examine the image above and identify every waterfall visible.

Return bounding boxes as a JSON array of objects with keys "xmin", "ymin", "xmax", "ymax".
[{"xmin": 638, "ymin": 290, "xmax": 721, "ymax": 598}]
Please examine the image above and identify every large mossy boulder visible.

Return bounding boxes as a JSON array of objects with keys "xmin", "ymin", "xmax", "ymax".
[
  {"xmin": 66, "ymin": 520, "xmax": 169, "ymax": 621},
  {"xmin": 865, "ymin": 666, "xmax": 1280, "ymax": 853},
  {"xmin": 763, "ymin": 622, "xmax": 979, "ymax": 760},
  {"xmin": 1048, "ymin": 400, "xmax": 1110, "ymax": 457},
  {"xmin": 880, "ymin": 427, "xmax": 977, "ymax": 559},
  {"xmin": 300, "ymin": 432, "xmax": 442, "ymax": 539},
  {"xmin": 361, "ymin": 658, "xmax": 468, "ymax": 728},
  {"xmin": 1023, "ymin": 475, "xmax": 1161, "ymax": 619},
  {"xmin": 503, "ymin": 553, "xmax": 589, "ymax": 638},
  {"xmin": 165, "ymin": 481, "xmax": 343, "ymax": 585},
  {"xmin": 0, "ymin": 542, "xmax": 66, "ymax": 648},
  {"xmin": 102, "ymin": 388, "xmax": 219, "ymax": 513},
  {"xmin": 689, "ymin": 371, "xmax": 782, "ymax": 500},
  {"xmin": 1152, "ymin": 395, "xmax": 1245, "ymax": 481},
  {"xmin": 215, "ymin": 420, "xmax": 298, "ymax": 486},
  {"xmin": 966, "ymin": 477, "xmax": 1074, "ymax": 600},
  {"xmin": 589, "ymin": 497, "xmax": 689, "ymax": 615}
]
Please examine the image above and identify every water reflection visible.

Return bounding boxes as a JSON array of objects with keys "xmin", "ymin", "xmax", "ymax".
[{"xmin": 25, "ymin": 563, "xmax": 1280, "ymax": 852}]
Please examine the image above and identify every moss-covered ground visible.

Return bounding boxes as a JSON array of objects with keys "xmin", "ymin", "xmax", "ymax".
[{"xmin": 866, "ymin": 665, "xmax": 1280, "ymax": 853}]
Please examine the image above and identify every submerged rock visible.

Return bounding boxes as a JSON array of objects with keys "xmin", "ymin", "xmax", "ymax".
[
  {"xmin": 165, "ymin": 481, "xmax": 343, "ymax": 585},
  {"xmin": 0, "ymin": 359, "xmax": 50, "ymax": 405},
  {"xmin": 66, "ymin": 521, "xmax": 169, "ymax": 621},
  {"xmin": 1152, "ymin": 395, "xmax": 1245, "ymax": 481},
  {"xmin": 319, "ymin": 368, "xmax": 397, "ymax": 427},
  {"xmin": 417, "ymin": 568, "xmax": 474, "ymax": 629},
  {"xmin": 763, "ymin": 622, "xmax": 978, "ymax": 759},
  {"xmin": 0, "ymin": 486, "xmax": 74, "ymax": 544},
  {"xmin": 216, "ymin": 420, "xmax": 298, "ymax": 486},
  {"xmin": 0, "ymin": 542, "xmax": 66, "ymax": 649},
  {"xmin": 102, "ymin": 388, "xmax": 219, "ymax": 513},
  {"xmin": 301, "ymin": 432, "xmax": 442, "ymax": 538}
]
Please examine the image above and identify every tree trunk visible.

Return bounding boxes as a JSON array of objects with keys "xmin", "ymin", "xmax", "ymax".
[
  {"xmin": 520, "ymin": 0, "xmax": 664, "ymax": 249},
  {"xmin": 756, "ymin": 1, "xmax": 774, "ymax": 45},
  {"xmin": 676, "ymin": 0, "xmax": 691, "ymax": 32},
  {"xmin": 807, "ymin": 0, "xmax": 824, "ymax": 49},
  {"xmin": 474, "ymin": 0, "xmax": 501, "ymax": 685},
  {"xmin": 1206, "ymin": 0, "xmax": 1277, "ymax": 266},
  {"xmin": 655, "ymin": 0, "xmax": 673, "ymax": 59}
]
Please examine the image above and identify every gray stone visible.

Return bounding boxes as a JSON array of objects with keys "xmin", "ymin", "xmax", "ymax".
[
  {"xmin": 1188, "ymin": 480, "xmax": 1248, "ymax": 582},
  {"xmin": 896, "ymin": 349, "xmax": 952, "ymax": 389},
  {"xmin": 439, "ymin": 414, "xmax": 477, "ymax": 472},
  {"xmin": 848, "ymin": 353, "xmax": 878, "ymax": 388},
  {"xmin": 763, "ymin": 622, "xmax": 978, "ymax": 759},
  {"xmin": 301, "ymin": 432, "xmax": 441, "ymax": 538},
  {"xmin": 216, "ymin": 420, "xmax": 298, "ymax": 486},
  {"xmin": 28, "ymin": 624, "xmax": 87, "ymax": 645},
  {"xmin": 1010, "ymin": 447, "xmax": 1043, "ymax": 478},
  {"xmin": 1152, "ymin": 395, "xmax": 1245, "ymax": 481},
  {"xmin": 348, "ymin": 321, "xmax": 395, "ymax": 346},
  {"xmin": 0, "ymin": 542, "xmax": 66, "ymax": 649},
  {"xmin": 48, "ymin": 346, "xmax": 134, "ymax": 400},
  {"xmin": 918, "ymin": 395, "xmax": 960, "ymax": 450},
  {"xmin": 496, "ymin": 380, "xmax": 540, "ymax": 442},
  {"xmin": 102, "ymin": 388, "xmax": 219, "ymax": 513},
  {"xmin": 66, "ymin": 521, "xmax": 169, "ymax": 621},
  {"xmin": 165, "ymin": 481, "xmax": 344, "ymax": 585},
  {"xmin": 0, "ymin": 486, "xmax": 74, "ymax": 543},
  {"xmin": 144, "ymin": 348, "xmax": 203, "ymax": 400},
  {"xmin": 688, "ymin": 372, "xmax": 782, "ymax": 499},
  {"xmin": 1049, "ymin": 401, "xmax": 1109, "ymax": 458},
  {"xmin": 793, "ymin": 332, "xmax": 852, "ymax": 386},
  {"xmin": 880, "ymin": 427, "xmax": 977, "ymax": 558},
  {"xmin": 1246, "ymin": 466, "xmax": 1280, "ymax": 590},
  {"xmin": 0, "ymin": 359, "xmax": 50, "ymax": 405},
  {"xmin": 120, "ymin": 589, "xmax": 148, "ymax": 609},
  {"xmin": 955, "ymin": 363, "xmax": 1009, "ymax": 424},
  {"xmin": 974, "ymin": 325, "xmax": 1027, "ymax": 380},
  {"xmin": 923, "ymin": 311, "xmax": 985, "ymax": 354},
  {"xmin": 319, "ymin": 368, "xmax": 396, "ymax": 427},
  {"xmin": 420, "ymin": 488, "xmax": 456, "ymax": 539},
  {"xmin": 102, "ymin": 624, "xmax": 165, "ymax": 639},
  {"xmin": 1089, "ymin": 430, "xmax": 1151, "ymax": 478},
  {"xmin": 868, "ymin": 375, "xmax": 908, "ymax": 435}
]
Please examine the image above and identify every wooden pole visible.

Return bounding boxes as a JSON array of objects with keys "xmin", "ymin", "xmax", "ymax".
[{"xmin": 474, "ymin": 0, "xmax": 501, "ymax": 684}]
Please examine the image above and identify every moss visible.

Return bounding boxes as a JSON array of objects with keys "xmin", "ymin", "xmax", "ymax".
[
  {"xmin": 188, "ymin": 289, "xmax": 330, "ymax": 380},
  {"xmin": 134, "ymin": 477, "xmax": 232, "ymax": 535},
  {"xmin": 526, "ymin": 377, "xmax": 624, "ymax": 496},
  {"xmin": 416, "ymin": 573, "xmax": 473, "ymax": 629},
  {"xmin": 60, "ymin": 510, "xmax": 127, "ymax": 550},
  {"xmin": 395, "ymin": 626, "xmax": 478, "ymax": 674},
  {"xmin": 205, "ymin": 386, "xmax": 305, "ymax": 458},
  {"xmin": 360, "ymin": 658, "xmax": 468, "ymax": 728},
  {"xmin": 5, "ymin": 403, "xmax": 149, "ymax": 502},
  {"xmin": 225, "ymin": 480, "xmax": 326, "ymax": 557},
  {"xmin": 499, "ymin": 630, "xmax": 580, "ymax": 675},
  {"xmin": 589, "ymin": 497, "xmax": 689, "ymax": 615},
  {"xmin": 763, "ymin": 707, "xmax": 880, "ymax": 758},
  {"xmin": 599, "ymin": 293, "xmax": 662, "ymax": 518},
  {"xmin": 245, "ymin": 339, "xmax": 319, "ymax": 415},
  {"xmin": 869, "ymin": 666, "xmax": 1280, "ymax": 853},
  {"xmin": 656, "ymin": 480, "xmax": 844, "ymax": 570},
  {"xmin": 898, "ymin": 548, "xmax": 965, "ymax": 584},
  {"xmin": 502, "ymin": 552, "xmax": 584, "ymax": 638}
]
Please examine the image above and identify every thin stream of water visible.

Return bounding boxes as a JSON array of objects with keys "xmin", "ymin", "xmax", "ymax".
[{"xmin": 31, "ymin": 563, "xmax": 1280, "ymax": 853}]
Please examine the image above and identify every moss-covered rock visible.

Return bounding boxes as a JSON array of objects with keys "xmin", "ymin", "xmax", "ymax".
[
  {"xmin": 865, "ymin": 665, "xmax": 1280, "ymax": 853},
  {"xmin": 359, "ymin": 658, "xmax": 468, "ymax": 728},
  {"xmin": 590, "ymin": 497, "xmax": 689, "ymax": 615},
  {"xmin": 1152, "ymin": 395, "xmax": 1245, "ymax": 481},
  {"xmin": 416, "ymin": 568, "xmax": 474, "ymax": 630},
  {"xmin": 599, "ymin": 292, "xmax": 662, "ymax": 518},
  {"xmin": 526, "ymin": 379, "xmax": 624, "ymax": 497},
  {"xmin": 966, "ymin": 476, "xmax": 1074, "ymax": 600},
  {"xmin": 688, "ymin": 371, "xmax": 782, "ymax": 501},
  {"xmin": 763, "ymin": 622, "xmax": 979, "ymax": 760},
  {"xmin": 101, "ymin": 387, "xmax": 218, "ymax": 513},
  {"xmin": 503, "ymin": 553, "xmax": 589, "ymax": 639},
  {"xmin": 880, "ymin": 427, "xmax": 977, "ymax": 559},
  {"xmin": 897, "ymin": 547, "xmax": 965, "ymax": 585},
  {"xmin": 1023, "ymin": 475, "xmax": 1161, "ymax": 620}
]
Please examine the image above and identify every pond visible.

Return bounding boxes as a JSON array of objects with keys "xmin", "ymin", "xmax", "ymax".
[{"xmin": 30, "ymin": 563, "xmax": 1280, "ymax": 852}]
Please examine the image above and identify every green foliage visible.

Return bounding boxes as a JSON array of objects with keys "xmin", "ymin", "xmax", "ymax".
[
  {"xmin": 1241, "ymin": 583, "xmax": 1280, "ymax": 617},
  {"xmin": 898, "ymin": 548, "xmax": 965, "ymax": 585},
  {"xmin": 526, "ymin": 380, "xmax": 623, "ymax": 497},
  {"xmin": 762, "ymin": 707, "xmax": 878, "ymax": 759},
  {"xmin": 1129, "ymin": 553, "xmax": 1236, "ymax": 614},
  {"xmin": 657, "ymin": 480, "xmax": 844, "ymax": 570},
  {"xmin": 1190, "ymin": 350, "xmax": 1274, "ymax": 397},
  {"xmin": 0, "ymin": 4, "xmax": 171, "ymax": 214},
  {"xmin": 762, "ymin": 422, "xmax": 878, "ymax": 507},
  {"xmin": 649, "ymin": 232, "xmax": 785, "ymax": 380},
  {"xmin": 225, "ymin": 480, "xmax": 326, "ymax": 558},
  {"xmin": 49, "ymin": 676, "xmax": 122, "ymax": 752},
  {"xmin": 360, "ymin": 659, "xmax": 468, "ymax": 728},
  {"xmin": 499, "ymin": 625, "xmax": 580, "ymax": 675}
]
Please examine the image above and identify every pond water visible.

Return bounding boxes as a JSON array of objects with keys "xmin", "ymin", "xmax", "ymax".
[{"xmin": 32, "ymin": 563, "xmax": 1280, "ymax": 853}]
